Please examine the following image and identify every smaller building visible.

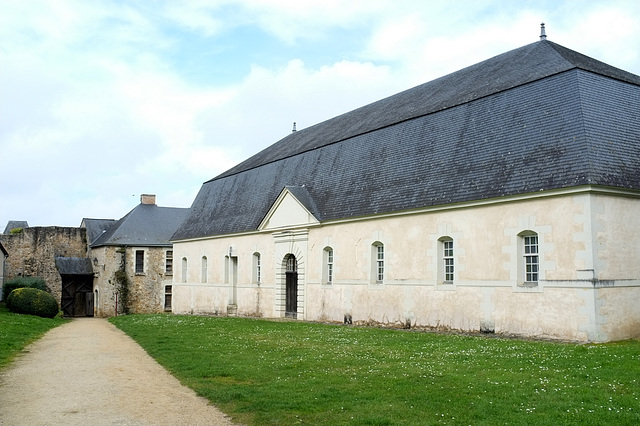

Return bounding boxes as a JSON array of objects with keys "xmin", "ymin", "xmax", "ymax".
[{"xmin": 86, "ymin": 194, "xmax": 189, "ymax": 316}]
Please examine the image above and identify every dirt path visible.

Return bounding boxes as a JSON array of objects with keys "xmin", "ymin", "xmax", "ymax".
[{"xmin": 0, "ymin": 318, "xmax": 236, "ymax": 426}]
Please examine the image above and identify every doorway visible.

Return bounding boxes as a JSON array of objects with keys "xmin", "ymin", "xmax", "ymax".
[
  {"xmin": 285, "ymin": 255, "xmax": 298, "ymax": 318},
  {"xmin": 61, "ymin": 275, "xmax": 94, "ymax": 317}
]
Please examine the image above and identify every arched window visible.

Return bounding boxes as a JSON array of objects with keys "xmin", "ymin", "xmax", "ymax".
[
  {"xmin": 518, "ymin": 231, "xmax": 539, "ymax": 285},
  {"xmin": 438, "ymin": 237, "xmax": 454, "ymax": 284},
  {"xmin": 181, "ymin": 257, "xmax": 188, "ymax": 283},
  {"xmin": 323, "ymin": 247, "xmax": 334, "ymax": 284},
  {"xmin": 372, "ymin": 242, "xmax": 384, "ymax": 283},
  {"xmin": 253, "ymin": 252, "xmax": 261, "ymax": 284},
  {"xmin": 201, "ymin": 256, "xmax": 208, "ymax": 283}
]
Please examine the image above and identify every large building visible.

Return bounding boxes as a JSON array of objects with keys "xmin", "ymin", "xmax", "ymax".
[{"xmin": 170, "ymin": 37, "xmax": 640, "ymax": 342}]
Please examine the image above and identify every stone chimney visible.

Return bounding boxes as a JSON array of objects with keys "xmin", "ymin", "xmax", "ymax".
[{"xmin": 141, "ymin": 194, "xmax": 156, "ymax": 205}]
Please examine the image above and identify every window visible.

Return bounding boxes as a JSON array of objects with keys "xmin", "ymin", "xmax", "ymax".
[
  {"xmin": 253, "ymin": 253, "xmax": 261, "ymax": 284},
  {"xmin": 523, "ymin": 234, "xmax": 539, "ymax": 283},
  {"xmin": 164, "ymin": 285, "xmax": 172, "ymax": 311},
  {"xmin": 181, "ymin": 257, "xmax": 188, "ymax": 283},
  {"xmin": 135, "ymin": 250, "xmax": 144, "ymax": 274},
  {"xmin": 201, "ymin": 256, "xmax": 208, "ymax": 283},
  {"xmin": 372, "ymin": 242, "xmax": 384, "ymax": 283},
  {"xmin": 323, "ymin": 247, "xmax": 334, "ymax": 284},
  {"xmin": 165, "ymin": 250, "xmax": 173, "ymax": 275},
  {"xmin": 443, "ymin": 239, "xmax": 454, "ymax": 283}
]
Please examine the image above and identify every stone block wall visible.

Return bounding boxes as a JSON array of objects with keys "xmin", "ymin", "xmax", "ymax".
[{"xmin": 0, "ymin": 227, "xmax": 88, "ymax": 302}]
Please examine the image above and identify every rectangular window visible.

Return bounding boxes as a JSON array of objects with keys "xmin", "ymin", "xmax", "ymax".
[
  {"xmin": 443, "ymin": 240, "xmax": 454, "ymax": 282},
  {"xmin": 524, "ymin": 235, "xmax": 539, "ymax": 282},
  {"xmin": 165, "ymin": 250, "xmax": 173, "ymax": 275},
  {"xmin": 135, "ymin": 250, "xmax": 144, "ymax": 274},
  {"xmin": 376, "ymin": 245, "xmax": 384, "ymax": 282},
  {"xmin": 256, "ymin": 255, "xmax": 261, "ymax": 283},
  {"xmin": 164, "ymin": 285, "xmax": 172, "ymax": 311}
]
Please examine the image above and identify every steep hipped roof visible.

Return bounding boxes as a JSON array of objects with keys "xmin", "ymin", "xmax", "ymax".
[
  {"xmin": 92, "ymin": 204, "xmax": 189, "ymax": 247},
  {"xmin": 82, "ymin": 218, "xmax": 117, "ymax": 245},
  {"xmin": 214, "ymin": 40, "xmax": 640, "ymax": 180},
  {"xmin": 173, "ymin": 39, "xmax": 640, "ymax": 241}
]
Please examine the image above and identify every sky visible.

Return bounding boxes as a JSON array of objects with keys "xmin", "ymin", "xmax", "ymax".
[{"xmin": 1, "ymin": 0, "xmax": 639, "ymax": 228}]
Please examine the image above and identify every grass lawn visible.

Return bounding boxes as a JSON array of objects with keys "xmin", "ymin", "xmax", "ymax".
[
  {"xmin": 0, "ymin": 304, "xmax": 67, "ymax": 370},
  {"xmin": 111, "ymin": 315, "xmax": 640, "ymax": 425}
]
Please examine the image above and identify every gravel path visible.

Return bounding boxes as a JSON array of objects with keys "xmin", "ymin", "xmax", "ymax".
[{"xmin": 0, "ymin": 318, "xmax": 236, "ymax": 426}]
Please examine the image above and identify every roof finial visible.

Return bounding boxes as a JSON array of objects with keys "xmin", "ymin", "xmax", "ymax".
[
  {"xmin": 540, "ymin": 22, "xmax": 547, "ymax": 40},
  {"xmin": 292, "ymin": 122, "xmax": 297, "ymax": 133}
]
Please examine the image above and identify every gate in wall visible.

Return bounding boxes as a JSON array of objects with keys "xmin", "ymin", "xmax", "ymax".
[{"xmin": 60, "ymin": 275, "xmax": 94, "ymax": 317}]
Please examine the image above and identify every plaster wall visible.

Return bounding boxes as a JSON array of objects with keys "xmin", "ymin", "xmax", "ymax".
[{"xmin": 172, "ymin": 192, "xmax": 640, "ymax": 341}]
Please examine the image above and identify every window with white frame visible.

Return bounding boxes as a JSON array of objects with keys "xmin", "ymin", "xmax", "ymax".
[
  {"xmin": 165, "ymin": 250, "xmax": 173, "ymax": 275},
  {"xmin": 323, "ymin": 247, "xmax": 334, "ymax": 284},
  {"xmin": 135, "ymin": 250, "xmax": 144, "ymax": 274},
  {"xmin": 372, "ymin": 242, "xmax": 384, "ymax": 283},
  {"xmin": 443, "ymin": 239, "xmax": 454, "ymax": 283},
  {"xmin": 201, "ymin": 256, "xmax": 208, "ymax": 283},
  {"xmin": 523, "ymin": 234, "xmax": 539, "ymax": 283},
  {"xmin": 253, "ymin": 252, "xmax": 261, "ymax": 284},
  {"xmin": 181, "ymin": 257, "xmax": 188, "ymax": 283}
]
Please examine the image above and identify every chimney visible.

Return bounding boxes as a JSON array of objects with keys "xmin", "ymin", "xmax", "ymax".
[{"xmin": 141, "ymin": 194, "xmax": 156, "ymax": 205}]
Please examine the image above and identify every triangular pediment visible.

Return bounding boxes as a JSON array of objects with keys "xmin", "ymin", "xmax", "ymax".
[{"xmin": 259, "ymin": 187, "xmax": 319, "ymax": 231}]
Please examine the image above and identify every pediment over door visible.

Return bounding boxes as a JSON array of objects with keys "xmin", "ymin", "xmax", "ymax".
[{"xmin": 259, "ymin": 186, "xmax": 320, "ymax": 231}]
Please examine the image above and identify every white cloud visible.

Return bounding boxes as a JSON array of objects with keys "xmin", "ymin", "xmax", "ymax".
[{"xmin": 1, "ymin": 0, "xmax": 639, "ymax": 228}]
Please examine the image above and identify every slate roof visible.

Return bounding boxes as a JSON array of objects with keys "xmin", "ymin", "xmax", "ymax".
[
  {"xmin": 55, "ymin": 257, "xmax": 94, "ymax": 275},
  {"xmin": 92, "ymin": 204, "xmax": 189, "ymax": 248},
  {"xmin": 82, "ymin": 218, "xmax": 117, "ymax": 245},
  {"xmin": 3, "ymin": 221, "xmax": 29, "ymax": 234},
  {"xmin": 173, "ymin": 39, "xmax": 640, "ymax": 241}
]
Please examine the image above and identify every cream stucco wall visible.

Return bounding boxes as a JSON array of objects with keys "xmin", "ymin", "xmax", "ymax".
[{"xmin": 172, "ymin": 190, "xmax": 640, "ymax": 342}]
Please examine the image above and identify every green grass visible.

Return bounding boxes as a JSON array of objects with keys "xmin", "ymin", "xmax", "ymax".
[
  {"xmin": 111, "ymin": 314, "xmax": 640, "ymax": 425},
  {"xmin": 0, "ymin": 304, "xmax": 68, "ymax": 370}
]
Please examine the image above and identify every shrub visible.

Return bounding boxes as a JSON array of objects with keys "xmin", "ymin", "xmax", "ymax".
[
  {"xmin": 7, "ymin": 287, "xmax": 59, "ymax": 318},
  {"xmin": 2, "ymin": 276, "xmax": 48, "ymax": 301}
]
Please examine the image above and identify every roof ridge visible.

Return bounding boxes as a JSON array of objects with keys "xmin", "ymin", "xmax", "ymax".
[
  {"xmin": 545, "ymin": 40, "xmax": 640, "ymax": 86},
  {"xmin": 209, "ymin": 40, "xmax": 593, "ymax": 183}
]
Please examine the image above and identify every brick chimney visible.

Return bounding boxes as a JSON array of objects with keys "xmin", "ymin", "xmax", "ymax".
[{"xmin": 141, "ymin": 194, "xmax": 156, "ymax": 205}]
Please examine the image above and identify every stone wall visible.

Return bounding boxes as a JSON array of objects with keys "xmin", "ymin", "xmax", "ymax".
[
  {"xmin": 91, "ymin": 245, "xmax": 172, "ymax": 316},
  {"xmin": 0, "ymin": 227, "xmax": 88, "ymax": 302}
]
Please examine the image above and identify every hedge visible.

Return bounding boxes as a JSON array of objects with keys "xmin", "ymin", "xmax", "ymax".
[
  {"xmin": 2, "ymin": 276, "xmax": 48, "ymax": 301},
  {"xmin": 6, "ymin": 287, "xmax": 60, "ymax": 318}
]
